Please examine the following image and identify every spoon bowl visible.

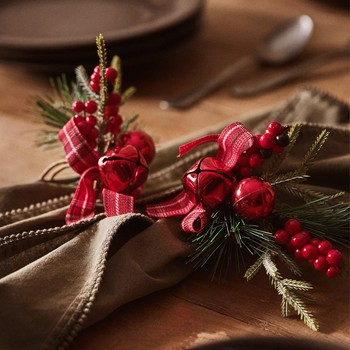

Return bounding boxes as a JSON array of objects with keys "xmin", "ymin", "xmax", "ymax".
[
  {"xmin": 161, "ymin": 15, "xmax": 314, "ymax": 110},
  {"xmin": 257, "ymin": 15, "xmax": 314, "ymax": 64}
]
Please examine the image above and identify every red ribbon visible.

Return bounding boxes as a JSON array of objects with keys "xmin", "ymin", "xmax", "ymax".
[
  {"xmin": 146, "ymin": 122, "xmax": 254, "ymax": 233},
  {"xmin": 58, "ymin": 118, "xmax": 134, "ymax": 224}
]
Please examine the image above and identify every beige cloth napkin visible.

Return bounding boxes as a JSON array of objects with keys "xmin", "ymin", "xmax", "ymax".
[{"xmin": 0, "ymin": 87, "xmax": 349, "ymax": 350}]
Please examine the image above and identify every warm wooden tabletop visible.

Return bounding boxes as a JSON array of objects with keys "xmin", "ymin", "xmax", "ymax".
[{"xmin": 0, "ymin": 0, "xmax": 349, "ymax": 349}]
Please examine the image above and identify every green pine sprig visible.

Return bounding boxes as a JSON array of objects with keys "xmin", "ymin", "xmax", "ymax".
[
  {"xmin": 189, "ymin": 208, "xmax": 276, "ymax": 280},
  {"xmin": 246, "ymin": 249, "xmax": 319, "ymax": 331}
]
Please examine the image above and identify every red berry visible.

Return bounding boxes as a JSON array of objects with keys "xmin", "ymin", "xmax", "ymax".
[
  {"xmin": 275, "ymin": 133, "xmax": 290, "ymax": 147},
  {"xmin": 110, "ymin": 115, "xmax": 123, "ymax": 134},
  {"xmin": 85, "ymin": 100, "xmax": 98, "ymax": 114},
  {"xmin": 302, "ymin": 244, "xmax": 318, "ymax": 260},
  {"xmin": 317, "ymin": 240, "xmax": 333, "ymax": 255},
  {"xmin": 284, "ymin": 218, "xmax": 301, "ymax": 235},
  {"xmin": 249, "ymin": 153, "xmax": 264, "ymax": 168},
  {"xmin": 72, "ymin": 100, "xmax": 85, "ymax": 113},
  {"xmin": 310, "ymin": 237, "xmax": 321, "ymax": 247},
  {"xmin": 104, "ymin": 105, "xmax": 119, "ymax": 120},
  {"xmin": 73, "ymin": 114, "xmax": 85, "ymax": 124},
  {"xmin": 294, "ymin": 249, "xmax": 303, "ymax": 259},
  {"xmin": 314, "ymin": 256, "xmax": 328, "ymax": 271},
  {"xmin": 266, "ymin": 121, "xmax": 283, "ymax": 135},
  {"xmin": 326, "ymin": 266, "xmax": 340, "ymax": 278},
  {"xmin": 105, "ymin": 67, "xmax": 118, "ymax": 83},
  {"xmin": 326, "ymin": 249, "xmax": 342, "ymax": 266},
  {"xmin": 76, "ymin": 121, "xmax": 91, "ymax": 137},
  {"xmin": 239, "ymin": 166, "xmax": 252, "ymax": 178},
  {"xmin": 90, "ymin": 72, "xmax": 101, "ymax": 83},
  {"xmin": 259, "ymin": 133, "xmax": 275, "ymax": 149},
  {"xmin": 291, "ymin": 232, "xmax": 309, "ymax": 249},
  {"xmin": 107, "ymin": 92, "xmax": 121, "ymax": 106},
  {"xmin": 274, "ymin": 229, "xmax": 289, "ymax": 245},
  {"xmin": 90, "ymin": 81, "xmax": 100, "ymax": 93},
  {"xmin": 300, "ymin": 230, "xmax": 311, "ymax": 240},
  {"xmin": 93, "ymin": 65, "xmax": 100, "ymax": 74},
  {"xmin": 90, "ymin": 127, "xmax": 99, "ymax": 139},
  {"xmin": 86, "ymin": 115, "xmax": 97, "ymax": 127}
]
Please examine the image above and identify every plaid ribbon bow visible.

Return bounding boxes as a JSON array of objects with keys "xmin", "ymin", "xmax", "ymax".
[
  {"xmin": 146, "ymin": 122, "xmax": 254, "ymax": 233},
  {"xmin": 58, "ymin": 118, "xmax": 133, "ymax": 224}
]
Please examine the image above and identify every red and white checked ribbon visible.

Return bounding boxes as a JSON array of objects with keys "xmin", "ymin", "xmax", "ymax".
[
  {"xmin": 58, "ymin": 118, "xmax": 134, "ymax": 224},
  {"xmin": 146, "ymin": 122, "xmax": 254, "ymax": 233}
]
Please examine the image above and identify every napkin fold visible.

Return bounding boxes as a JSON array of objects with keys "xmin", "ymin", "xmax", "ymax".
[{"xmin": 0, "ymin": 87, "xmax": 349, "ymax": 350}]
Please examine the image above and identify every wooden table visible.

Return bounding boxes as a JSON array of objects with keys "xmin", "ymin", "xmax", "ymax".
[{"xmin": 0, "ymin": 0, "xmax": 349, "ymax": 349}]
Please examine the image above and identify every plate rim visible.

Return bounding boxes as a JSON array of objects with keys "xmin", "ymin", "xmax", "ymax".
[{"xmin": 0, "ymin": 0, "xmax": 204, "ymax": 50}]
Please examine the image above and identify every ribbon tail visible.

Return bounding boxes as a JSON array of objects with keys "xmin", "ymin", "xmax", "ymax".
[
  {"xmin": 178, "ymin": 134, "xmax": 219, "ymax": 157},
  {"xmin": 66, "ymin": 167, "xmax": 100, "ymax": 224},
  {"xmin": 146, "ymin": 191, "xmax": 195, "ymax": 218},
  {"xmin": 217, "ymin": 122, "xmax": 255, "ymax": 169},
  {"xmin": 181, "ymin": 204, "xmax": 210, "ymax": 233},
  {"xmin": 102, "ymin": 189, "xmax": 134, "ymax": 216}
]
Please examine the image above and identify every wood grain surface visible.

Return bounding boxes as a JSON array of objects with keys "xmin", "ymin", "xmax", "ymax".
[{"xmin": 0, "ymin": 0, "xmax": 349, "ymax": 349}]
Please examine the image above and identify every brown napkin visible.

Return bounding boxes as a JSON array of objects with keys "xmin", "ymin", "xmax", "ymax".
[{"xmin": 0, "ymin": 87, "xmax": 349, "ymax": 350}]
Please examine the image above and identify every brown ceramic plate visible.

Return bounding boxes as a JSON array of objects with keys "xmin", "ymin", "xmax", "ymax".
[{"xmin": 0, "ymin": 0, "xmax": 203, "ymax": 50}]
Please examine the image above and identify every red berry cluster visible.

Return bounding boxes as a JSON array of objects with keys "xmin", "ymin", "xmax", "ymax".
[
  {"xmin": 72, "ymin": 100, "xmax": 99, "ymax": 149},
  {"xmin": 90, "ymin": 65, "xmax": 123, "ymax": 135},
  {"xmin": 274, "ymin": 218, "xmax": 342, "ymax": 278},
  {"xmin": 233, "ymin": 121, "xmax": 290, "ymax": 178},
  {"xmin": 71, "ymin": 65, "xmax": 124, "ymax": 149}
]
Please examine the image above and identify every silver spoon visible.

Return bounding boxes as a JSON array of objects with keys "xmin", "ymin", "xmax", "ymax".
[
  {"xmin": 231, "ymin": 43, "xmax": 350, "ymax": 97},
  {"xmin": 160, "ymin": 15, "xmax": 314, "ymax": 110}
]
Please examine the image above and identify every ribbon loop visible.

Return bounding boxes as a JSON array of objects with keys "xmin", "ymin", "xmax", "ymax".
[
  {"xmin": 217, "ymin": 122, "xmax": 255, "ymax": 168},
  {"xmin": 181, "ymin": 205, "xmax": 210, "ymax": 233},
  {"xmin": 58, "ymin": 118, "xmax": 100, "ymax": 175}
]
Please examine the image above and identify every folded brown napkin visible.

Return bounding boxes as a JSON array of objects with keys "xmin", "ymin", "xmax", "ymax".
[{"xmin": 0, "ymin": 87, "xmax": 349, "ymax": 350}]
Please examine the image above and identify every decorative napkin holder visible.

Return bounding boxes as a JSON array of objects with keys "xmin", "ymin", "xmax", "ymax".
[{"xmin": 0, "ymin": 36, "xmax": 349, "ymax": 350}]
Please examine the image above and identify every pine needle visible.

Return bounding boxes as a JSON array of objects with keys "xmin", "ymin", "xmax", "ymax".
[
  {"xmin": 244, "ymin": 255, "xmax": 264, "ymax": 280},
  {"xmin": 75, "ymin": 65, "xmax": 99, "ymax": 100},
  {"xmin": 301, "ymin": 129, "xmax": 329, "ymax": 173},
  {"xmin": 110, "ymin": 55, "xmax": 122, "ymax": 93}
]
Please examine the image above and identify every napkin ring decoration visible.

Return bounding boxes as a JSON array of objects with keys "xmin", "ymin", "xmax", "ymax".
[{"xmin": 34, "ymin": 35, "xmax": 349, "ymax": 332}]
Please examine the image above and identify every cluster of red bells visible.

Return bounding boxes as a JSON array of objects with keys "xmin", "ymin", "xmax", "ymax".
[{"xmin": 183, "ymin": 157, "xmax": 275, "ymax": 221}]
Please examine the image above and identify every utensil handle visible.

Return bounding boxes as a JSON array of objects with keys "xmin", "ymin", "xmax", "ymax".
[
  {"xmin": 231, "ymin": 46, "xmax": 350, "ymax": 97},
  {"xmin": 160, "ymin": 55, "xmax": 254, "ymax": 110}
]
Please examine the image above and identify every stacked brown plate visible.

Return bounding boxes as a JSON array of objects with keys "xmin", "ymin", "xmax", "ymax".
[{"xmin": 0, "ymin": 0, "xmax": 204, "ymax": 72}]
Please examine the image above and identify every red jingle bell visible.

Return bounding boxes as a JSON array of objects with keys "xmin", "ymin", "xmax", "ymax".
[
  {"xmin": 118, "ymin": 130, "xmax": 156, "ymax": 164},
  {"xmin": 232, "ymin": 176, "xmax": 275, "ymax": 220},
  {"xmin": 98, "ymin": 145, "xmax": 149, "ymax": 194},
  {"xmin": 183, "ymin": 157, "xmax": 235, "ymax": 209}
]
